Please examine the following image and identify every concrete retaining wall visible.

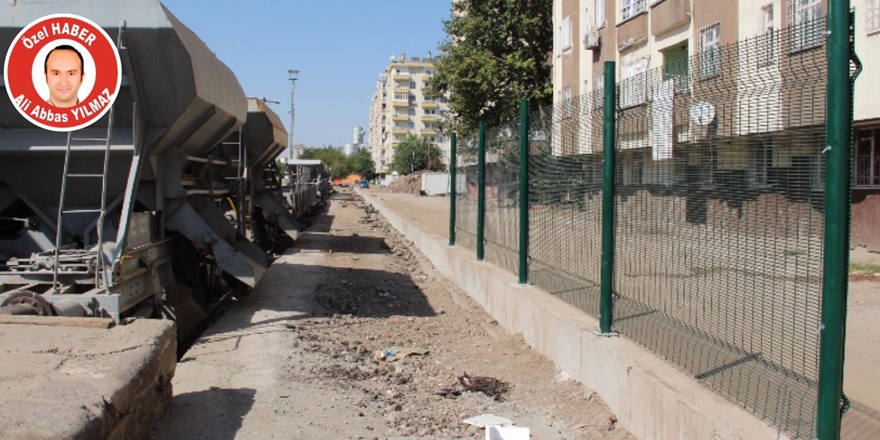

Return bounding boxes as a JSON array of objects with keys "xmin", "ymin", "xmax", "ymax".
[
  {"xmin": 0, "ymin": 319, "xmax": 176, "ymax": 440},
  {"xmin": 358, "ymin": 189, "xmax": 786, "ymax": 440}
]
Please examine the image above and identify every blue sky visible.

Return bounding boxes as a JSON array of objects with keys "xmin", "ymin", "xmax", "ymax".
[{"xmin": 162, "ymin": 0, "xmax": 452, "ymax": 152}]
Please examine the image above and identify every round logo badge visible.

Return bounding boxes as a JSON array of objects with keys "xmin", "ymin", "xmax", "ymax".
[{"xmin": 3, "ymin": 13, "xmax": 122, "ymax": 132}]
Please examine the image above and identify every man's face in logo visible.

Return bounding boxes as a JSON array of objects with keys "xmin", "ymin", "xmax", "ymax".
[{"xmin": 44, "ymin": 48, "xmax": 83, "ymax": 107}]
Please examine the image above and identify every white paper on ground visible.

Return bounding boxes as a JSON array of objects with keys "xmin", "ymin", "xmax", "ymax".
[
  {"xmin": 462, "ymin": 414, "xmax": 513, "ymax": 427},
  {"xmin": 486, "ymin": 424, "xmax": 530, "ymax": 440}
]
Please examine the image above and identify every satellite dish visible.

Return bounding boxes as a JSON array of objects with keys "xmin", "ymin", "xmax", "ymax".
[
  {"xmin": 690, "ymin": 101, "xmax": 716, "ymax": 126},
  {"xmin": 390, "ymin": 55, "xmax": 396, "ymax": 61}
]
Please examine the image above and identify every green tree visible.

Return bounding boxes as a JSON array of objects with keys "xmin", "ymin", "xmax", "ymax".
[
  {"xmin": 427, "ymin": 0, "xmax": 553, "ymax": 136},
  {"xmin": 301, "ymin": 147, "xmax": 348, "ymax": 177},
  {"xmin": 346, "ymin": 149, "xmax": 376, "ymax": 180},
  {"xmin": 392, "ymin": 134, "xmax": 446, "ymax": 175},
  {"xmin": 275, "ymin": 159, "xmax": 287, "ymax": 176}
]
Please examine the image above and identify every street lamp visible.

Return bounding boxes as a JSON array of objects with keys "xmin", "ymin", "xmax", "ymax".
[{"xmin": 288, "ymin": 69, "xmax": 299, "ymax": 159}]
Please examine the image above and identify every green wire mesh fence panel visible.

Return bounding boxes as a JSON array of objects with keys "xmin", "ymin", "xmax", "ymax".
[
  {"xmin": 483, "ymin": 119, "xmax": 522, "ymax": 274},
  {"xmin": 528, "ymin": 93, "xmax": 605, "ymax": 316},
  {"xmin": 455, "ymin": 134, "xmax": 479, "ymax": 253},
  {"xmin": 610, "ymin": 18, "xmax": 827, "ymax": 439}
]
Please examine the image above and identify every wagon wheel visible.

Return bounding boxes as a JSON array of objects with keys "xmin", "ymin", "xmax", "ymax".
[{"xmin": 0, "ymin": 290, "xmax": 58, "ymax": 316}]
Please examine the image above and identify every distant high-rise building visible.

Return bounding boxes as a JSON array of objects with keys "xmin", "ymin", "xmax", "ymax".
[
  {"xmin": 368, "ymin": 54, "xmax": 450, "ymax": 176},
  {"xmin": 290, "ymin": 143, "xmax": 306, "ymax": 160},
  {"xmin": 343, "ymin": 126, "xmax": 366, "ymax": 157},
  {"xmin": 352, "ymin": 126, "xmax": 365, "ymax": 145}
]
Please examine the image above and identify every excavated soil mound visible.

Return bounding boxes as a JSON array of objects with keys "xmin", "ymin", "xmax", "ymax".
[{"xmin": 384, "ymin": 171, "xmax": 425, "ymax": 194}]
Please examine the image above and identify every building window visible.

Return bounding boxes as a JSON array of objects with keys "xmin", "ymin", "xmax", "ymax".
[
  {"xmin": 409, "ymin": 81, "xmax": 417, "ymax": 89},
  {"xmin": 698, "ymin": 23, "xmax": 721, "ymax": 79},
  {"xmin": 408, "ymin": 122, "xmax": 415, "ymax": 129},
  {"xmin": 620, "ymin": 56, "xmax": 648, "ymax": 108},
  {"xmin": 788, "ymin": 0, "xmax": 823, "ymax": 52},
  {"xmin": 561, "ymin": 16, "xmax": 573, "ymax": 51},
  {"xmin": 623, "ymin": 151, "xmax": 645, "ymax": 185},
  {"xmin": 562, "ymin": 86, "xmax": 573, "ymax": 118},
  {"xmin": 393, "ymin": 92, "xmax": 408, "ymax": 101},
  {"xmin": 702, "ymin": 144, "xmax": 717, "ymax": 187},
  {"xmin": 758, "ymin": 4, "xmax": 776, "ymax": 66},
  {"xmin": 408, "ymin": 108, "xmax": 416, "ymax": 116},
  {"xmin": 748, "ymin": 140, "xmax": 773, "ymax": 188},
  {"xmin": 662, "ymin": 45, "xmax": 689, "ymax": 94},
  {"xmin": 855, "ymin": 127, "xmax": 880, "ymax": 187},
  {"xmin": 595, "ymin": 0, "xmax": 606, "ymax": 28},
  {"xmin": 868, "ymin": 0, "xmax": 880, "ymax": 34},
  {"xmin": 812, "ymin": 153, "xmax": 826, "ymax": 191},
  {"xmin": 592, "ymin": 71, "xmax": 604, "ymax": 109},
  {"xmin": 621, "ymin": 0, "xmax": 646, "ymax": 22}
]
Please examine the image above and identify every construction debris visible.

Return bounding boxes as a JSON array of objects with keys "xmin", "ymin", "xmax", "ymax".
[
  {"xmin": 436, "ymin": 373, "xmax": 512, "ymax": 401},
  {"xmin": 383, "ymin": 171, "xmax": 426, "ymax": 194}
]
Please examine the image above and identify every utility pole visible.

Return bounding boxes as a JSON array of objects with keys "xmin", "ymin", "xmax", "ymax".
[{"xmin": 288, "ymin": 69, "xmax": 299, "ymax": 159}]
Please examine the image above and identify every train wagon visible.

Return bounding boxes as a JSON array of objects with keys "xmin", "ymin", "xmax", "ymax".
[{"xmin": 0, "ymin": 0, "xmax": 300, "ymax": 341}]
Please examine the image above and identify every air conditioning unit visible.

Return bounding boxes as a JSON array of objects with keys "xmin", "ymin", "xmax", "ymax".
[{"xmin": 584, "ymin": 31, "xmax": 600, "ymax": 49}]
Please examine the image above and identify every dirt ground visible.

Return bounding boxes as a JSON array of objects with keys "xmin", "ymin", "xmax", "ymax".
[
  {"xmin": 153, "ymin": 187, "xmax": 633, "ymax": 439},
  {"xmin": 367, "ymin": 191, "xmax": 880, "ymax": 438}
]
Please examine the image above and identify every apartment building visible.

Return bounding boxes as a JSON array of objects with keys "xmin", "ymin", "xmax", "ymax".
[
  {"xmin": 552, "ymin": 0, "xmax": 880, "ymax": 250},
  {"xmin": 368, "ymin": 55, "xmax": 450, "ymax": 177}
]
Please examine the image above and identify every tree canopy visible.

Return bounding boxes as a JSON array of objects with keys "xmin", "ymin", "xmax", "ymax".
[
  {"xmin": 346, "ymin": 149, "xmax": 376, "ymax": 180},
  {"xmin": 301, "ymin": 147, "xmax": 347, "ymax": 176},
  {"xmin": 298, "ymin": 147, "xmax": 375, "ymax": 180},
  {"xmin": 392, "ymin": 134, "xmax": 446, "ymax": 175},
  {"xmin": 428, "ymin": 0, "xmax": 553, "ymax": 136}
]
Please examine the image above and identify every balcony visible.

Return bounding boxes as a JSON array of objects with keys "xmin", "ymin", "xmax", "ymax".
[
  {"xmin": 617, "ymin": 9, "xmax": 648, "ymax": 51},
  {"xmin": 421, "ymin": 115, "xmax": 440, "ymax": 122},
  {"xmin": 393, "ymin": 101, "xmax": 410, "ymax": 108},
  {"xmin": 392, "ymin": 115, "xmax": 410, "ymax": 122},
  {"xmin": 421, "ymin": 129, "xmax": 439, "ymax": 136},
  {"xmin": 393, "ymin": 87, "xmax": 410, "ymax": 94},
  {"xmin": 421, "ymin": 101, "xmax": 440, "ymax": 109},
  {"xmin": 392, "ymin": 74, "xmax": 411, "ymax": 80},
  {"xmin": 651, "ymin": 0, "xmax": 690, "ymax": 36},
  {"xmin": 392, "ymin": 128, "xmax": 410, "ymax": 135}
]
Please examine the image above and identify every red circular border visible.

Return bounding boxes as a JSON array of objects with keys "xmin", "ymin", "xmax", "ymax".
[{"xmin": 4, "ymin": 14, "xmax": 121, "ymax": 132}]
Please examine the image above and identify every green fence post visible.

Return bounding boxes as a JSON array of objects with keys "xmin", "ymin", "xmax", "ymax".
[
  {"xmin": 477, "ymin": 121, "xmax": 486, "ymax": 261},
  {"xmin": 519, "ymin": 100, "xmax": 530, "ymax": 284},
  {"xmin": 817, "ymin": 1, "xmax": 853, "ymax": 438},
  {"xmin": 599, "ymin": 61, "xmax": 617, "ymax": 335},
  {"xmin": 449, "ymin": 133, "xmax": 457, "ymax": 246}
]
